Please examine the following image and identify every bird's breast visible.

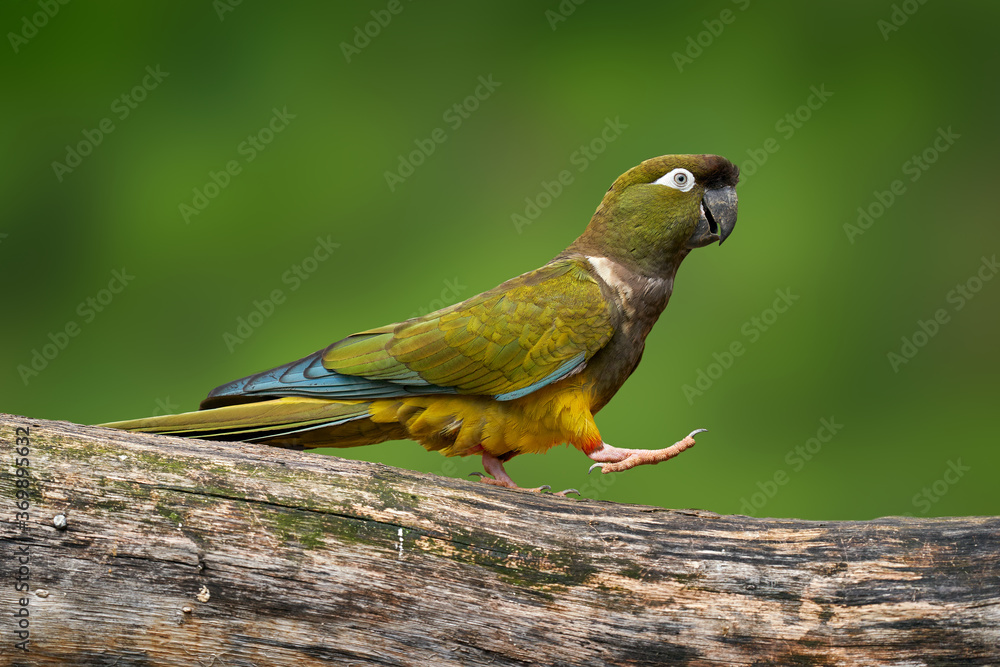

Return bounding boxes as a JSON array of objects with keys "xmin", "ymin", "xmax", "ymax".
[{"xmin": 581, "ymin": 256, "xmax": 676, "ymax": 412}]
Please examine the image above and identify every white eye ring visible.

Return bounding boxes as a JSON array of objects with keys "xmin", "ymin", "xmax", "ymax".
[{"xmin": 654, "ymin": 168, "xmax": 695, "ymax": 192}]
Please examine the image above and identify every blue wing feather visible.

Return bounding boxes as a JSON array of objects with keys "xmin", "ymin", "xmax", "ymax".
[
  {"xmin": 494, "ymin": 353, "xmax": 586, "ymax": 401},
  {"xmin": 205, "ymin": 350, "xmax": 458, "ymax": 405},
  {"xmin": 205, "ymin": 348, "xmax": 587, "ymax": 406}
]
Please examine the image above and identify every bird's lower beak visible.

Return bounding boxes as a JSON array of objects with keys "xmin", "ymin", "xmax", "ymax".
[{"xmin": 687, "ymin": 185, "xmax": 738, "ymax": 248}]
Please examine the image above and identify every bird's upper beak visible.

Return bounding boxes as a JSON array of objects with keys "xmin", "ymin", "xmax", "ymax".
[{"xmin": 687, "ymin": 185, "xmax": 738, "ymax": 248}]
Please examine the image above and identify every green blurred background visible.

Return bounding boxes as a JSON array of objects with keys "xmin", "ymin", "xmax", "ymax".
[{"xmin": 2, "ymin": 1, "xmax": 997, "ymax": 519}]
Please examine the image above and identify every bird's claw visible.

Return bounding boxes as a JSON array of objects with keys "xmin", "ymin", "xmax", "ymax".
[
  {"xmin": 587, "ymin": 429, "xmax": 706, "ymax": 475},
  {"xmin": 468, "ymin": 471, "xmax": 512, "ymax": 488},
  {"xmin": 469, "ymin": 472, "xmax": 574, "ymax": 495},
  {"xmin": 537, "ymin": 485, "xmax": 580, "ymax": 497}
]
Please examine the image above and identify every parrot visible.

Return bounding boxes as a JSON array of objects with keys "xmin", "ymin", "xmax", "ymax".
[{"xmin": 102, "ymin": 154, "xmax": 739, "ymax": 493}]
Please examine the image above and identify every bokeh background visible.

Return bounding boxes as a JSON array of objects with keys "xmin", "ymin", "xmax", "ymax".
[{"xmin": 2, "ymin": 1, "xmax": 997, "ymax": 519}]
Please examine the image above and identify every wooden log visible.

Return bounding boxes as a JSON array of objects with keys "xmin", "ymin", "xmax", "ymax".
[{"xmin": 1, "ymin": 413, "xmax": 998, "ymax": 666}]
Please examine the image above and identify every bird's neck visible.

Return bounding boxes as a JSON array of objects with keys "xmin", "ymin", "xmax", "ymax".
[
  {"xmin": 581, "ymin": 253, "xmax": 676, "ymax": 337},
  {"xmin": 559, "ymin": 251, "xmax": 680, "ymax": 413}
]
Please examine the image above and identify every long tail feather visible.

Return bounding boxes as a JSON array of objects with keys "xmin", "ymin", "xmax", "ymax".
[{"xmin": 100, "ymin": 397, "xmax": 372, "ymax": 442}]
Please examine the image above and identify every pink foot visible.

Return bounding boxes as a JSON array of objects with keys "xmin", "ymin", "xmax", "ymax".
[
  {"xmin": 469, "ymin": 452, "xmax": 579, "ymax": 496},
  {"xmin": 587, "ymin": 429, "xmax": 706, "ymax": 474}
]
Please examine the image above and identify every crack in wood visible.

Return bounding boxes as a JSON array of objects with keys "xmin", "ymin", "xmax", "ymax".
[{"xmin": 1, "ymin": 414, "xmax": 998, "ymax": 666}]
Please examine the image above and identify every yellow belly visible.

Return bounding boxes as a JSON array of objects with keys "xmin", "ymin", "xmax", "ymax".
[{"xmin": 368, "ymin": 378, "xmax": 602, "ymax": 459}]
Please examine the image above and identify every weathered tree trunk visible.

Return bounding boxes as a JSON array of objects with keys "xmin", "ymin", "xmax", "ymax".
[{"xmin": 0, "ymin": 414, "xmax": 997, "ymax": 666}]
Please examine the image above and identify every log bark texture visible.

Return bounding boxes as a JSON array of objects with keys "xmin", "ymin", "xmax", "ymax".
[{"xmin": 1, "ymin": 413, "xmax": 998, "ymax": 666}]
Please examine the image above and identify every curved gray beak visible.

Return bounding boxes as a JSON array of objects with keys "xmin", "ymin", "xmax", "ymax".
[{"xmin": 687, "ymin": 185, "xmax": 738, "ymax": 248}]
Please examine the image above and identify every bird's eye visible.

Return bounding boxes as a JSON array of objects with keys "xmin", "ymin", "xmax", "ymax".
[{"xmin": 654, "ymin": 168, "xmax": 696, "ymax": 193}]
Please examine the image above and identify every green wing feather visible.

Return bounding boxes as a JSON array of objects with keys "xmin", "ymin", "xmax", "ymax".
[{"xmin": 323, "ymin": 258, "xmax": 614, "ymax": 398}]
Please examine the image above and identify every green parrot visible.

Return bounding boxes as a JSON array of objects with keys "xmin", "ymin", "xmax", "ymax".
[{"xmin": 103, "ymin": 154, "xmax": 739, "ymax": 491}]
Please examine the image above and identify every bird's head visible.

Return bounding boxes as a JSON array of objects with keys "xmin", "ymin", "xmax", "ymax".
[{"xmin": 570, "ymin": 154, "xmax": 739, "ymax": 277}]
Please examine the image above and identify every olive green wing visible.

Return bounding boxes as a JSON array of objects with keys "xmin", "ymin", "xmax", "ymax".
[{"xmin": 322, "ymin": 258, "xmax": 614, "ymax": 400}]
